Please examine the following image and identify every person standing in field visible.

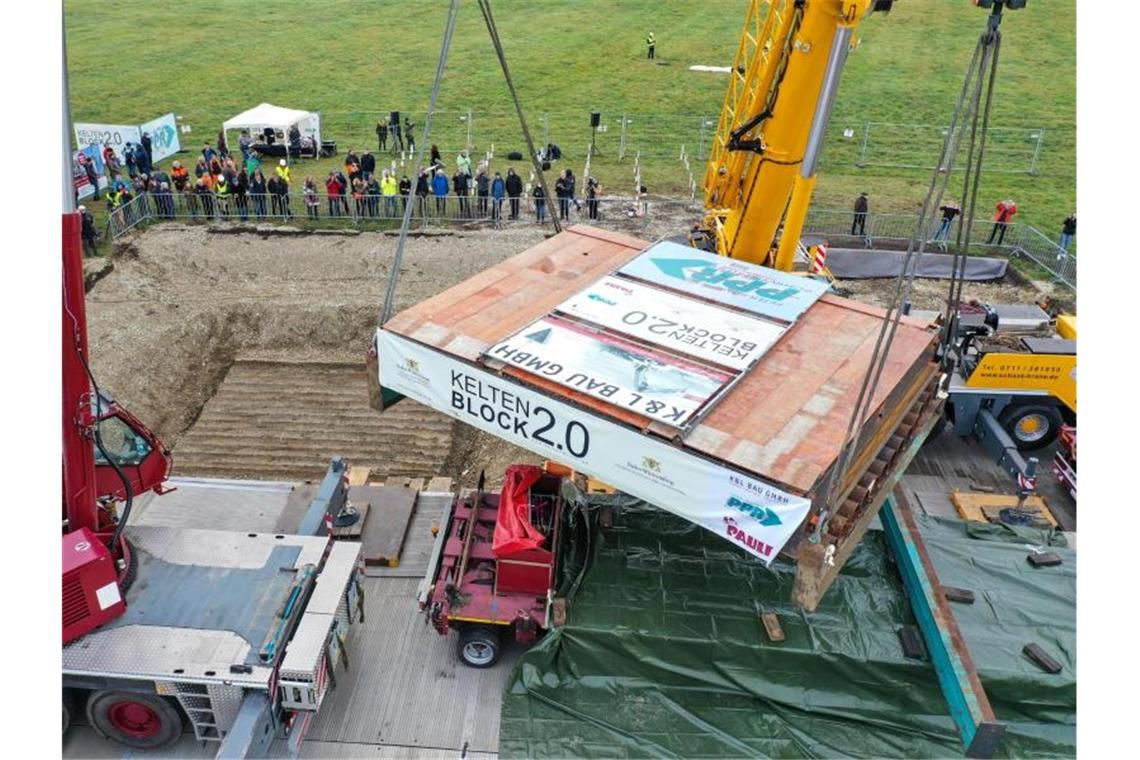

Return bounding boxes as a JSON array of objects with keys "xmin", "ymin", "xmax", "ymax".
[
  {"xmin": 376, "ymin": 120, "xmax": 388, "ymax": 153},
  {"xmin": 475, "ymin": 166, "xmax": 489, "ymax": 217},
  {"xmin": 586, "ymin": 176, "xmax": 600, "ymax": 220},
  {"xmin": 851, "ymin": 192, "xmax": 868, "ymax": 237},
  {"xmin": 646, "ymin": 31, "xmax": 656, "ymax": 59},
  {"xmin": 250, "ymin": 168, "xmax": 268, "ymax": 218},
  {"xmin": 267, "ymin": 174, "xmax": 282, "ymax": 216},
  {"xmin": 141, "ymin": 132, "xmax": 154, "ymax": 170},
  {"xmin": 326, "ymin": 172, "xmax": 344, "ymax": 217},
  {"xmin": 239, "ymin": 129, "xmax": 252, "ymax": 161},
  {"xmin": 366, "ymin": 174, "xmax": 382, "ymax": 218},
  {"xmin": 415, "ymin": 169, "xmax": 430, "ymax": 217},
  {"xmin": 304, "ymin": 177, "xmax": 319, "ymax": 219},
  {"xmin": 233, "ymin": 167, "xmax": 249, "ymax": 221},
  {"xmin": 505, "ymin": 168, "xmax": 523, "ymax": 219},
  {"xmin": 987, "ymin": 199, "xmax": 1016, "ymax": 245},
  {"xmin": 491, "ymin": 171, "xmax": 506, "ymax": 225},
  {"xmin": 79, "ymin": 205, "xmax": 98, "ymax": 257},
  {"xmin": 217, "ymin": 130, "xmax": 229, "ymax": 159},
  {"xmin": 555, "ymin": 170, "xmax": 570, "ymax": 220},
  {"xmin": 930, "ymin": 200, "xmax": 960, "ymax": 248},
  {"xmin": 399, "ymin": 174, "xmax": 412, "ymax": 212},
  {"xmin": 405, "ymin": 118, "xmax": 416, "ymax": 154},
  {"xmin": 382, "ymin": 170, "xmax": 399, "ymax": 217},
  {"xmin": 1059, "ymin": 213, "xmax": 1075, "ymax": 253},
  {"xmin": 432, "ymin": 168, "xmax": 450, "ymax": 216},
  {"xmin": 533, "ymin": 183, "xmax": 547, "ymax": 223},
  {"xmin": 361, "ymin": 150, "xmax": 376, "ymax": 180},
  {"xmin": 453, "ymin": 168, "xmax": 470, "ymax": 218}
]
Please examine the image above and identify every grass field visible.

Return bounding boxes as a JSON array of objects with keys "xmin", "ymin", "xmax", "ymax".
[{"xmin": 65, "ymin": 0, "xmax": 1075, "ymax": 237}]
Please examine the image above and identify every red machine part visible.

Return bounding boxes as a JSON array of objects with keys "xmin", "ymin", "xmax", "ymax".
[{"xmin": 62, "ymin": 527, "xmax": 125, "ymax": 644}]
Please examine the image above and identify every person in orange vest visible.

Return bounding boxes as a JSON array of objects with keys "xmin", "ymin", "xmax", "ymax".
[{"xmin": 987, "ymin": 199, "xmax": 1017, "ymax": 245}]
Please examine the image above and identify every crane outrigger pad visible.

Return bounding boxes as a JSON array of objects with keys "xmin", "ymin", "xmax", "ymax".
[{"xmin": 377, "ymin": 226, "xmax": 939, "ymax": 602}]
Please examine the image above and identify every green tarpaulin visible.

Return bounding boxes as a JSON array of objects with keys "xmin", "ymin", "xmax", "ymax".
[{"xmin": 500, "ymin": 493, "xmax": 1074, "ymax": 758}]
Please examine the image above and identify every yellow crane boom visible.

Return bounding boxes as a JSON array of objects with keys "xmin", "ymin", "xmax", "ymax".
[{"xmin": 703, "ymin": 0, "xmax": 891, "ymax": 269}]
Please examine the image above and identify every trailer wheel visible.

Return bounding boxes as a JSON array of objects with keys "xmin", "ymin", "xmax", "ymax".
[
  {"xmin": 62, "ymin": 692, "xmax": 72, "ymax": 735},
  {"xmin": 999, "ymin": 403, "xmax": 1063, "ymax": 451},
  {"xmin": 458, "ymin": 626, "xmax": 502, "ymax": 668},
  {"xmin": 86, "ymin": 690, "xmax": 182, "ymax": 749}
]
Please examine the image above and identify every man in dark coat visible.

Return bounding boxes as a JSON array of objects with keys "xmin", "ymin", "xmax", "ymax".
[
  {"xmin": 505, "ymin": 168, "xmax": 523, "ymax": 219},
  {"xmin": 141, "ymin": 132, "xmax": 154, "ymax": 167},
  {"xmin": 361, "ymin": 151, "xmax": 377, "ymax": 180},
  {"xmin": 851, "ymin": 192, "xmax": 868, "ymax": 236},
  {"xmin": 79, "ymin": 205, "xmax": 98, "ymax": 257}
]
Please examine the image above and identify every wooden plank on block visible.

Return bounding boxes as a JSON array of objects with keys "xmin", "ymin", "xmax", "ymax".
[
  {"xmin": 760, "ymin": 612, "xmax": 785, "ymax": 643},
  {"xmin": 950, "ymin": 491, "xmax": 1057, "ymax": 528},
  {"xmin": 348, "ymin": 468, "xmax": 371, "ymax": 487},
  {"xmin": 424, "ymin": 476, "xmax": 453, "ymax": 493},
  {"xmin": 357, "ymin": 485, "xmax": 418, "ymax": 567}
]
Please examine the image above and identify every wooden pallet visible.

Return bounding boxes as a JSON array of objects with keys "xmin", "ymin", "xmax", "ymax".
[{"xmin": 950, "ymin": 491, "xmax": 1058, "ymax": 529}]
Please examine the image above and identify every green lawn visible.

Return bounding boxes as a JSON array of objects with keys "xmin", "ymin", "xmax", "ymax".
[{"xmin": 66, "ymin": 0, "xmax": 1075, "ymax": 240}]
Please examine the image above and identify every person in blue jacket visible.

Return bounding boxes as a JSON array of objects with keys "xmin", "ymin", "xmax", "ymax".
[
  {"xmin": 491, "ymin": 171, "xmax": 506, "ymax": 225},
  {"xmin": 432, "ymin": 168, "xmax": 450, "ymax": 216}
]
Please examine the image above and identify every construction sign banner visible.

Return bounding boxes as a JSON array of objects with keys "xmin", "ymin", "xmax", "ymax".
[
  {"xmin": 378, "ymin": 330, "xmax": 811, "ymax": 564},
  {"xmin": 140, "ymin": 113, "xmax": 181, "ymax": 163},
  {"xmin": 556, "ymin": 276, "xmax": 784, "ymax": 371},
  {"xmin": 484, "ymin": 316, "xmax": 731, "ymax": 428},
  {"xmin": 74, "ymin": 122, "xmax": 142, "ymax": 162},
  {"xmin": 618, "ymin": 241, "xmax": 829, "ymax": 323},
  {"xmin": 72, "ymin": 145, "xmax": 108, "ymax": 199}
]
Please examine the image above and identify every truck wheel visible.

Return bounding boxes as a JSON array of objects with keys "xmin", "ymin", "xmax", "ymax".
[
  {"xmin": 86, "ymin": 690, "xmax": 182, "ymax": 749},
  {"xmin": 999, "ymin": 403, "xmax": 1063, "ymax": 451},
  {"xmin": 458, "ymin": 626, "xmax": 502, "ymax": 668},
  {"xmin": 62, "ymin": 692, "xmax": 72, "ymax": 735}
]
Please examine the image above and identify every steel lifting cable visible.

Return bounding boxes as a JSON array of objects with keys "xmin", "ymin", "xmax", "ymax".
[
  {"xmin": 476, "ymin": 0, "xmax": 560, "ymax": 233},
  {"xmin": 947, "ymin": 27, "xmax": 1003, "ymax": 340},
  {"xmin": 813, "ymin": 21, "xmax": 996, "ymax": 539},
  {"xmin": 379, "ymin": 0, "xmax": 460, "ymax": 326}
]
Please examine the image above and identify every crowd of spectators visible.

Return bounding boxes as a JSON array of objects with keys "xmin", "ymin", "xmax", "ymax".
[{"xmin": 94, "ymin": 130, "xmax": 604, "ymax": 234}]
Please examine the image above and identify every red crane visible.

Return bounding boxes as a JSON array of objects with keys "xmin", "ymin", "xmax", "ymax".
[{"xmin": 61, "ymin": 34, "xmax": 171, "ymax": 644}]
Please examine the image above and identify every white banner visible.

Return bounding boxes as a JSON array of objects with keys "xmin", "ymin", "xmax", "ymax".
[
  {"xmin": 140, "ymin": 113, "xmax": 181, "ymax": 163},
  {"xmin": 379, "ymin": 330, "xmax": 811, "ymax": 564},
  {"xmin": 619, "ymin": 241, "xmax": 829, "ymax": 323},
  {"xmin": 74, "ymin": 122, "xmax": 141, "ymax": 162},
  {"xmin": 557, "ymin": 276, "xmax": 784, "ymax": 371},
  {"xmin": 485, "ymin": 317, "xmax": 729, "ymax": 427}
]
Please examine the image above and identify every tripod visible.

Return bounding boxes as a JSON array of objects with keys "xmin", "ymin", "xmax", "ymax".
[{"xmin": 589, "ymin": 124, "xmax": 601, "ymax": 158}]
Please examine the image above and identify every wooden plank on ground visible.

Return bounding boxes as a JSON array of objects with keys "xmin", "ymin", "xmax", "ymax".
[
  {"xmin": 275, "ymin": 483, "xmax": 320, "ymax": 534},
  {"xmin": 424, "ymin": 476, "xmax": 453, "ymax": 493},
  {"xmin": 348, "ymin": 468, "xmax": 372, "ymax": 487},
  {"xmin": 950, "ymin": 491, "xmax": 1057, "ymax": 528},
  {"xmin": 358, "ymin": 485, "xmax": 418, "ymax": 567}
]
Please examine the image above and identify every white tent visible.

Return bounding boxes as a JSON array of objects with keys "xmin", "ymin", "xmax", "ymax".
[{"xmin": 223, "ymin": 103, "xmax": 322, "ymax": 148}]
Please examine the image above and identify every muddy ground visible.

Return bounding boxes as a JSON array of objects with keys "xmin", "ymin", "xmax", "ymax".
[{"xmin": 86, "ymin": 217, "xmax": 1055, "ymax": 489}]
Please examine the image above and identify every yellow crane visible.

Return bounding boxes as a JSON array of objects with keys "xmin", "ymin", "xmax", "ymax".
[{"xmin": 702, "ymin": 0, "xmax": 892, "ymax": 269}]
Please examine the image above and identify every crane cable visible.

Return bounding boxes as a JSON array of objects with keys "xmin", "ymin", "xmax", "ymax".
[
  {"xmin": 379, "ymin": 0, "xmax": 461, "ymax": 326},
  {"xmin": 812, "ymin": 17, "xmax": 999, "ymax": 541},
  {"xmin": 475, "ymin": 0, "xmax": 560, "ymax": 234}
]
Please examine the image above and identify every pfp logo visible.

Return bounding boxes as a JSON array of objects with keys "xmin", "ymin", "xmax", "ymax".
[
  {"xmin": 726, "ymin": 495, "xmax": 782, "ymax": 526},
  {"xmin": 650, "ymin": 257, "xmax": 797, "ymax": 300},
  {"xmin": 587, "ymin": 293, "xmax": 617, "ymax": 306}
]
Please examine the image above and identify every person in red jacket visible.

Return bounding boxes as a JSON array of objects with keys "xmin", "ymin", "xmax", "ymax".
[
  {"xmin": 987, "ymin": 199, "xmax": 1017, "ymax": 245},
  {"xmin": 326, "ymin": 172, "xmax": 344, "ymax": 217}
]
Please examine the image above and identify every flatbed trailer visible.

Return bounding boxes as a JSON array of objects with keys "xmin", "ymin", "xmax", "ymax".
[
  {"xmin": 418, "ymin": 468, "xmax": 564, "ymax": 668},
  {"xmin": 62, "ymin": 524, "xmax": 363, "ymax": 755}
]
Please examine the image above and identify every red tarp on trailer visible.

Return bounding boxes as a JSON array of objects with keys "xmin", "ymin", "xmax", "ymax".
[{"xmin": 492, "ymin": 465, "xmax": 546, "ymax": 557}]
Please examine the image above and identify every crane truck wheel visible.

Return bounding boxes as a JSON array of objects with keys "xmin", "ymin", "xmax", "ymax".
[
  {"xmin": 62, "ymin": 692, "xmax": 71, "ymax": 735},
  {"xmin": 458, "ymin": 626, "xmax": 503, "ymax": 668},
  {"xmin": 86, "ymin": 690, "xmax": 183, "ymax": 749},
  {"xmin": 999, "ymin": 403, "xmax": 1063, "ymax": 451}
]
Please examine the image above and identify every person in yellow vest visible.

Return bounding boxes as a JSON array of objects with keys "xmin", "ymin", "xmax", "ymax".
[
  {"xmin": 215, "ymin": 175, "xmax": 231, "ymax": 218},
  {"xmin": 646, "ymin": 31, "xmax": 656, "ymax": 59},
  {"xmin": 381, "ymin": 170, "xmax": 399, "ymax": 217},
  {"xmin": 276, "ymin": 158, "xmax": 291, "ymax": 186}
]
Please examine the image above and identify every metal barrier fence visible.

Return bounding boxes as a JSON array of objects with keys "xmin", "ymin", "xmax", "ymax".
[
  {"xmin": 801, "ymin": 208, "xmax": 1076, "ymax": 290},
  {"xmin": 107, "ymin": 191, "xmax": 1073, "ymax": 290},
  {"xmin": 107, "ymin": 189, "xmax": 698, "ymax": 235}
]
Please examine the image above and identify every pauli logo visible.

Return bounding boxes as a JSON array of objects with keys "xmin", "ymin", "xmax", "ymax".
[
  {"xmin": 723, "ymin": 516, "xmax": 774, "ymax": 557},
  {"xmin": 650, "ymin": 258, "xmax": 798, "ymax": 300},
  {"xmin": 726, "ymin": 495, "xmax": 782, "ymax": 526}
]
